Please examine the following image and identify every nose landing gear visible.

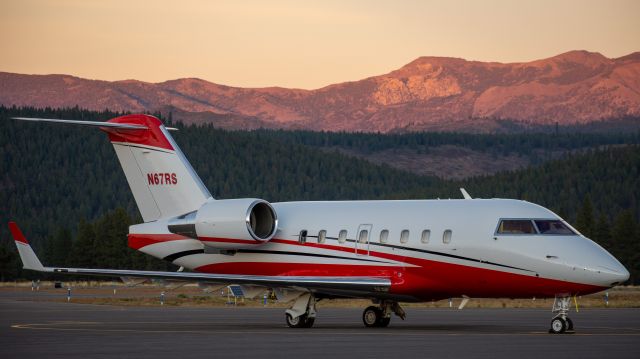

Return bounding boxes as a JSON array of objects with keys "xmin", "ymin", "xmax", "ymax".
[{"xmin": 549, "ymin": 295, "xmax": 575, "ymax": 334}]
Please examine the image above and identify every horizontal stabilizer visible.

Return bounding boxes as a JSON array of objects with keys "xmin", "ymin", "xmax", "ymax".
[{"xmin": 12, "ymin": 117, "xmax": 148, "ymax": 130}]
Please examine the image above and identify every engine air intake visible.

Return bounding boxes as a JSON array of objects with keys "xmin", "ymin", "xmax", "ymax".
[
  {"xmin": 167, "ymin": 198, "xmax": 278, "ymax": 249},
  {"xmin": 247, "ymin": 201, "xmax": 277, "ymax": 240}
]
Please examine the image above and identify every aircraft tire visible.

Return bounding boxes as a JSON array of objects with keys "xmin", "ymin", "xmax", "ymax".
[
  {"xmin": 303, "ymin": 317, "xmax": 315, "ymax": 328},
  {"xmin": 549, "ymin": 317, "xmax": 567, "ymax": 334},
  {"xmin": 286, "ymin": 313, "xmax": 310, "ymax": 328},
  {"xmin": 377, "ymin": 316, "xmax": 391, "ymax": 327},
  {"xmin": 363, "ymin": 306, "xmax": 382, "ymax": 327}
]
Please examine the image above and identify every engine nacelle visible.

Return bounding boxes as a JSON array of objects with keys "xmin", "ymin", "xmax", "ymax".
[{"xmin": 167, "ymin": 198, "xmax": 278, "ymax": 249}]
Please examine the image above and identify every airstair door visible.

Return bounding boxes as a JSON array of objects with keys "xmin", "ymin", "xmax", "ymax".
[{"xmin": 355, "ymin": 224, "xmax": 372, "ymax": 256}]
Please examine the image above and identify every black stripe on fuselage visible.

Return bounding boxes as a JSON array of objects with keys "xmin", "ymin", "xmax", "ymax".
[
  {"xmin": 371, "ymin": 242, "xmax": 534, "ymax": 273},
  {"xmin": 163, "ymin": 236, "xmax": 532, "ymax": 273},
  {"xmin": 303, "ymin": 235, "xmax": 534, "ymax": 273},
  {"xmin": 163, "ymin": 248, "xmax": 391, "ymax": 265},
  {"xmin": 164, "ymin": 249, "xmax": 205, "ymax": 262}
]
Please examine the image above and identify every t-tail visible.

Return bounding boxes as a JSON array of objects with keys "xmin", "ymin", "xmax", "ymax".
[{"xmin": 13, "ymin": 115, "xmax": 212, "ymax": 221}]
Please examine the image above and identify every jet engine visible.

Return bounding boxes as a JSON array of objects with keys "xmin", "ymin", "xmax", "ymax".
[{"xmin": 167, "ymin": 199, "xmax": 278, "ymax": 249}]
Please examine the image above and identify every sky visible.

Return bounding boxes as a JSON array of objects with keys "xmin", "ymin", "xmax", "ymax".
[{"xmin": 1, "ymin": 0, "xmax": 638, "ymax": 89}]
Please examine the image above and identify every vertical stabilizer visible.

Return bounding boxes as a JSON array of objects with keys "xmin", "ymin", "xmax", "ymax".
[{"xmin": 102, "ymin": 115, "xmax": 212, "ymax": 221}]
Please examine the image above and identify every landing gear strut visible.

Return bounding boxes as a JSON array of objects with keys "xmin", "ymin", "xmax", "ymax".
[
  {"xmin": 549, "ymin": 295, "xmax": 575, "ymax": 334},
  {"xmin": 285, "ymin": 293, "xmax": 317, "ymax": 328},
  {"xmin": 362, "ymin": 301, "xmax": 405, "ymax": 328}
]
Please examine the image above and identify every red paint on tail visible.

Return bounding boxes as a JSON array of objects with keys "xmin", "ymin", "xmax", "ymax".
[
  {"xmin": 103, "ymin": 114, "xmax": 174, "ymax": 151},
  {"xmin": 8, "ymin": 222, "xmax": 28, "ymax": 244}
]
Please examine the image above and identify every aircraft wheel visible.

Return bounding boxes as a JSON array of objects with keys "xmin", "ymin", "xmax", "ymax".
[
  {"xmin": 566, "ymin": 317, "xmax": 574, "ymax": 331},
  {"xmin": 377, "ymin": 316, "xmax": 391, "ymax": 327},
  {"xmin": 303, "ymin": 316, "xmax": 315, "ymax": 328},
  {"xmin": 363, "ymin": 306, "xmax": 382, "ymax": 327},
  {"xmin": 286, "ymin": 313, "xmax": 313, "ymax": 328},
  {"xmin": 549, "ymin": 317, "xmax": 567, "ymax": 334}
]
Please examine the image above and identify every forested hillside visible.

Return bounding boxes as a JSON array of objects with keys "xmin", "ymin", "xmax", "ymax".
[
  {"xmin": 0, "ymin": 106, "xmax": 445, "ymax": 247},
  {"xmin": 261, "ymin": 128, "xmax": 640, "ymax": 157},
  {"xmin": 0, "ymin": 106, "xmax": 638, "ymax": 283},
  {"xmin": 260, "ymin": 127, "xmax": 640, "ymax": 178}
]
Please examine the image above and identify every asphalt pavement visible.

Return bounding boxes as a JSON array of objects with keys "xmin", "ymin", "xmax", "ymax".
[{"xmin": 1, "ymin": 291, "xmax": 639, "ymax": 359}]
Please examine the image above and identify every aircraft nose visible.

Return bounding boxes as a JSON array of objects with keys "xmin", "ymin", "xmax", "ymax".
[
  {"xmin": 573, "ymin": 236, "xmax": 630, "ymax": 288},
  {"xmin": 610, "ymin": 263, "xmax": 630, "ymax": 285},
  {"xmin": 595, "ymin": 249, "xmax": 630, "ymax": 287},
  {"xmin": 619, "ymin": 267, "xmax": 631, "ymax": 283}
]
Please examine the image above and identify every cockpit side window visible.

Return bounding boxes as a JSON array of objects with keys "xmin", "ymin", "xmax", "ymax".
[
  {"xmin": 534, "ymin": 220, "xmax": 575, "ymax": 235},
  {"xmin": 497, "ymin": 219, "xmax": 536, "ymax": 234}
]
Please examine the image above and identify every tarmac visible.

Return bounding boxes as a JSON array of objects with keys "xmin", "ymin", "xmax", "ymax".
[{"xmin": 1, "ymin": 290, "xmax": 639, "ymax": 359}]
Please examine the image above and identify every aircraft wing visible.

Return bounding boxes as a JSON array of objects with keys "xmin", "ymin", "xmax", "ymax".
[{"xmin": 9, "ymin": 222, "xmax": 390, "ymax": 296}]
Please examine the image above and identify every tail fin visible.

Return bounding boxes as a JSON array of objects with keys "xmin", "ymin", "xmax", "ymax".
[
  {"xmin": 103, "ymin": 115, "xmax": 211, "ymax": 221},
  {"xmin": 14, "ymin": 115, "xmax": 212, "ymax": 221}
]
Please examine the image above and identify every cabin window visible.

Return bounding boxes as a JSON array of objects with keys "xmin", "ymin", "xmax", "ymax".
[
  {"xmin": 421, "ymin": 229, "xmax": 431, "ymax": 244},
  {"xmin": 298, "ymin": 230, "xmax": 307, "ymax": 243},
  {"xmin": 358, "ymin": 229, "xmax": 369, "ymax": 244},
  {"xmin": 400, "ymin": 230, "xmax": 410, "ymax": 244},
  {"xmin": 534, "ymin": 220, "xmax": 575, "ymax": 235},
  {"xmin": 318, "ymin": 230, "xmax": 327, "ymax": 243},
  {"xmin": 497, "ymin": 219, "xmax": 536, "ymax": 234},
  {"xmin": 380, "ymin": 229, "xmax": 389, "ymax": 243},
  {"xmin": 443, "ymin": 229, "xmax": 452, "ymax": 244},
  {"xmin": 338, "ymin": 230, "xmax": 348, "ymax": 244}
]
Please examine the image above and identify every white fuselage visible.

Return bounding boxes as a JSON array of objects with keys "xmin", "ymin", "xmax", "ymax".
[{"xmin": 131, "ymin": 198, "xmax": 628, "ymax": 301}]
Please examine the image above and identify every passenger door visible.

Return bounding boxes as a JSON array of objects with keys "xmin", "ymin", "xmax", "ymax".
[{"xmin": 355, "ymin": 224, "xmax": 372, "ymax": 256}]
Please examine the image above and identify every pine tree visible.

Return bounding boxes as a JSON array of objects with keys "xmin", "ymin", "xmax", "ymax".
[
  {"xmin": 611, "ymin": 210, "xmax": 637, "ymax": 283},
  {"xmin": 70, "ymin": 219, "xmax": 96, "ymax": 267},
  {"xmin": 575, "ymin": 196, "xmax": 595, "ymax": 238},
  {"xmin": 593, "ymin": 214, "xmax": 612, "ymax": 249},
  {"xmin": 0, "ymin": 242, "xmax": 18, "ymax": 281},
  {"xmin": 47, "ymin": 228, "xmax": 72, "ymax": 266}
]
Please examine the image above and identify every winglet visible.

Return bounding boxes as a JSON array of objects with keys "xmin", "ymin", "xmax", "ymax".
[
  {"xmin": 9, "ymin": 222, "xmax": 46, "ymax": 271},
  {"xmin": 460, "ymin": 188, "xmax": 472, "ymax": 200}
]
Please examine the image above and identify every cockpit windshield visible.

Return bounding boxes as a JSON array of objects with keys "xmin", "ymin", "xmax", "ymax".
[
  {"xmin": 497, "ymin": 219, "xmax": 536, "ymax": 234},
  {"xmin": 496, "ymin": 219, "xmax": 576, "ymax": 235},
  {"xmin": 534, "ymin": 220, "xmax": 575, "ymax": 235}
]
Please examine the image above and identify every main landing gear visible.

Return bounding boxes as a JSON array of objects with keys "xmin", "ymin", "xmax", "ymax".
[
  {"xmin": 285, "ymin": 293, "xmax": 317, "ymax": 328},
  {"xmin": 286, "ymin": 312, "xmax": 315, "ymax": 328},
  {"xmin": 362, "ymin": 301, "xmax": 406, "ymax": 328},
  {"xmin": 283, "ymin": 293, "xmax": 406, "ymax": 329},
  {"xmin": 549, "ymin": 295, "xmax": 575, "ymax": 334}
]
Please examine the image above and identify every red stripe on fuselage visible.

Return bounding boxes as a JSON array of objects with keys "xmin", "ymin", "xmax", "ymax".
[
  {"xmin": 271, "ymin": 238, "xmax": 389, "ymax": 259},
  {"xmin": 266, "ymin": 238, "xmax": 606, "ymax": 297},
  {"xmin": 128, "ymin": 233, "xmax": 189, "ymax": 250},
  {"xmin": 194, "ymin": 261, "xmax": 605, "ymax": 300},
  {"xmin": 131, "ymin": 233, "xmax": 606, "ymax": 298}
]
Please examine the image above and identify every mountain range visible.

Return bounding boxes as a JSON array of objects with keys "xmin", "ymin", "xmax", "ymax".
[{"xmin": 1, "ymin": 50, "xmax": 639, "ymax": 132}]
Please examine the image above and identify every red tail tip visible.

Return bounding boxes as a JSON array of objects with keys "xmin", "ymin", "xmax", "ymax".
[
  {"xmin": 104, "ymin": 114, "xmax": 174, "ymax": 151},
  {"xmin": 8, "ymin": 222, "xmax": 29, "ymax": 244}
]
